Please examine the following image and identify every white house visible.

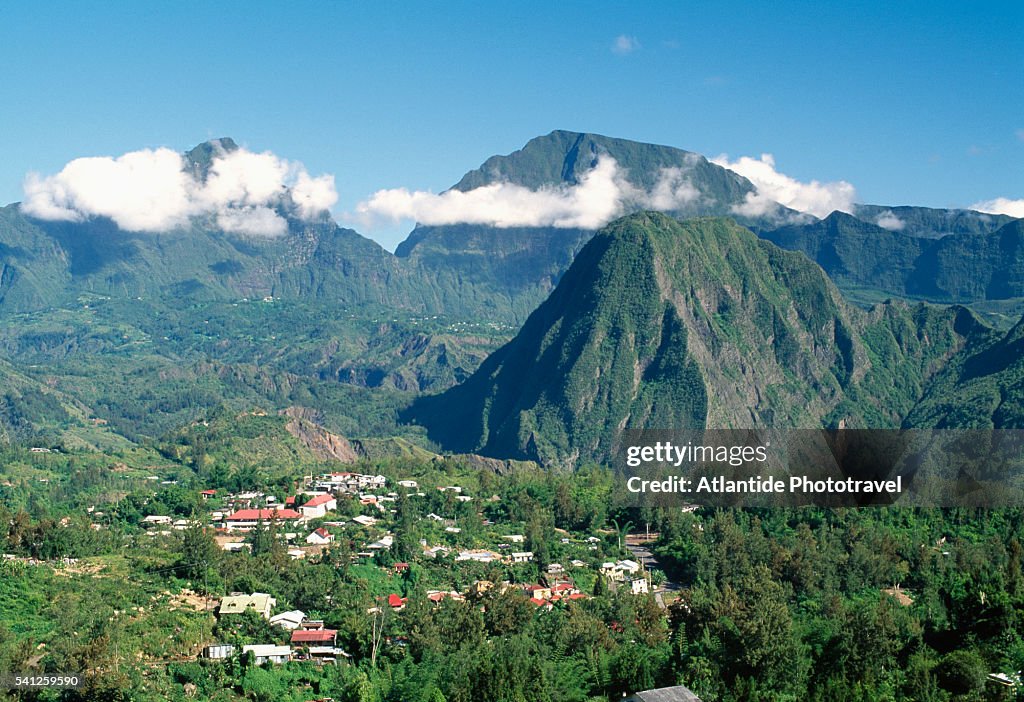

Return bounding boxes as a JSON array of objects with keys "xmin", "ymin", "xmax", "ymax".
[
  {"xmin": 241, "ymin": 644, "xmax": 292, "ymax": 665},
  {"xmin": 305, "ymin": 527, "xmax": 335, "ymax": 545},
  {"xmin": 629, "ymin": 577, "xmax": 650, "ymax": 595},
  {"xmin": 269, "ymin": 610, "xmax": 306, "ymax": 630},
  {"xmin": 617, "ymin": 559, "xmax": 641, "ymax": 574},
  {"xmin": 511, "ymin": 552, "xmax": 535, "ymax": 563},
  {"xmin": 368, "ymin": 535, "xmax": 394, "ymax": 550},
  {"xmin": 300, "ymin": 494, "xmax": 337, "ymax": 519},
  {"xmin": 456, "ymin": 549, "xmax": 501, "ymax": 563}
]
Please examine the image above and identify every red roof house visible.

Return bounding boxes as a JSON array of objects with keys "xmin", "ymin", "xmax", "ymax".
[
  {"xmin": 225, "ymin": 508, "xmax": 302, "ymax": 531},
  {"xmin": 301, "ymin": 494, "xmax": 338, "ymax": 518},
  {"xmin": 291, "ymin": 629, "xmax": 337, "ymax": 645}
]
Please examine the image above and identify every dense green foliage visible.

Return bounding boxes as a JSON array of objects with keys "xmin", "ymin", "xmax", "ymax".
[{"xmin": 3, "ymin": 448, "xmax": 1024, "ymax": 701}]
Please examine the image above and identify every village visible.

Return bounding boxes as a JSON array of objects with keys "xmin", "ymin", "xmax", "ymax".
[{"xmin": 129, "ymin": 468, "xmax": 667, "ymax": 669}]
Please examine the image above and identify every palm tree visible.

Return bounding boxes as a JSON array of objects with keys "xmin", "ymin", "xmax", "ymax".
[{"xmin": 610, "ymin": 517, "xmax": 633, "ymax": 552}]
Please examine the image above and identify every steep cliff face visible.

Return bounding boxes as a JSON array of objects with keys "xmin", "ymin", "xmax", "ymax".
[{"xmin": 281, "ymin": 406, "xmax": 360, "ymax": 463}]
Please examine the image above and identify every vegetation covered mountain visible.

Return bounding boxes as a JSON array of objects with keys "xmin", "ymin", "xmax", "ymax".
[
  {"xmin": 408, "ymin": 213, "xmax": 998, "ymax": 465},
  {"xmin": 764, "ymin": 213, "xmax": 1024, "ymax": 303},
  {"xmin": 906, "ymin": 313, "xmax": 1024, "ymax": 428}
]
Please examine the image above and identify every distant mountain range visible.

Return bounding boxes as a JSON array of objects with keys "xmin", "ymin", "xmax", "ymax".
[
  {"xmin": 0, "ymin": 131, "xmax": 1020, "ymax": 459},
  {"xmin": 1, "ymin": 131, "xmax": 1020, "ymax": 323},
  {"xmin": 764, "ymin": 211, "xmax": 1024, "ymax": 302}
]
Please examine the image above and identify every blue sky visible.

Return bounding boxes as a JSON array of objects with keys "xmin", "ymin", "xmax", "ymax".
[{"xmin": 1, "ymin": 1, "xmax": 1021, "ymax": 249}]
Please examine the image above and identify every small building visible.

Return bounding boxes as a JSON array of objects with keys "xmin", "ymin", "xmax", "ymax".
[
  {"xmin": 988, "ymin": 671, "xmax": 1022, "ymax": 688},
  {"xmin": 352, "ymin": 515, "xmax": 378, "ymax": 527},
  {"xmin": 224, "ymin": 508, "xmax": 303, "ymax": 532},
  {"xmin": 524, "ymin": 584, "xmax": 552, "ymax": 600},
  {"xmin": 624, "ymin": 686, "xmax": 702, "ymax": 702},
  {"xmin": 242, "ymin": 644, "xmax": 292, "ymax": 665},
  {"xmin": 142, "ymin": 515, "xmax": 172, "ymax": 527},
  {"xmin": 456, "ymin": 549, "xmax": 501, "ymax": 563},
  {"xmin": 203, "ymin": 644, "xmax": 235, "ymax": 659},
  {"xmin": 511, "ymin": 552, "xmax": 534, "ymax": 564},
  {"xmin": 552, "ymin": 582, "xmax": 579, "ymax": 597},
  {"xmin": 629, "ymin": 577, "xmax": 650, "ymax": 595},
  {"xmin": 218, "ymin": 592, "xmax": 277, "ymax": 619},
  {"xmin": 200, "ymin": 489, "xmax": 217, "ymax": 500},
  {"xmin": 301, "ymin": 494, "xmax": 338, "ymax": 519},
  {"xmin": 269, "ymin": 610, "xmax": 306, "ymax": 630},
  {"xmin": 397, "ymin": 480, "xmax": 418, "ymax": 489},
  {"xmin": 368, "ymin": 535, "xmax": 394, "ymax": 550},
  {"xmin": 306, "ymin": 528, "xmax": 335, "ymax": 545},
  {"xmin": 292, "ymin": 629, "xmax": 338, "ymax": 646}
]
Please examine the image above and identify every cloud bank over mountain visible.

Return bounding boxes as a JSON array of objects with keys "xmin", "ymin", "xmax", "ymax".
[
  {"xmin": 711, "ymin": 153, "xmax": 857, "ymax": 219},
  {"xmin": 22, "ymin": 146, "xmax": 337, "ymax": 237},
  {"xmin": 971, "ymin": 196, "xmax": 1024, "ymax": 218},
  {"xmin": 354, "ymin": 157, "xmax": 701, "ymax": 230}
]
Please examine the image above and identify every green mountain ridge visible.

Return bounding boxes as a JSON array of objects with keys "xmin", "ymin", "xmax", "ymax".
[
  {"xmin": 407, "ymin": 213, "xmax": 1001, "ymax": 466},
  {"xmin": 852, "ymin": 203, "xmax": 1014, "ymax": 239},
  {"xmin": 764, "ymin": 212, "xmax": 1024, "ymax": 303}
]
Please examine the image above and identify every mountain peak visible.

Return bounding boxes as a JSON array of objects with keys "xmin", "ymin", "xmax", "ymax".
[
  {"xmin": 184, "ymin": 137, "xmax": 239, "ymax": 180},
  {"xmin": 451, "ymin": 130, "xmax": 754, "ymax": 203}
]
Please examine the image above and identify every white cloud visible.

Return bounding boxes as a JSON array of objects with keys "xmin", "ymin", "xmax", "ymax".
[
  {"xmin": 971, "ymin": 197, "xmax": 1024, "ymax": 218},
  {"xmin": 710, "ymin": 153, "xmax": 857, "ymax": 219},
  {"xmin": 23, "ymin": 148, "xmax": 194, "ymax": 231},
  {"xmin": 353, "ymin": 157, "xmax": 703, "ymax": 230},
  {"xmin": 874, "ymin": 210, "xmax": 905, "ymax": 231},
  {"xmin": 216, "ymin": 207, "xmax": 288, "ymax": 237},
  {"xmin": 642, "ymin": 167, "xmax": 700, "ymax": 210},
  {"xmin": 22, "ymin": 144, "xmax": 337, "ymax": 237},
  {"xmin": 612, "ymin": 35, "xmax": 641, "ymax": 55},
  {"xmin": 292, "ymin": 172, "xmax": 339, "ymax": 218}
]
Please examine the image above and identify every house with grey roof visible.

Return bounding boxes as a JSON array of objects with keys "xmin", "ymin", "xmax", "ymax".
[{"xmin": 624, "ymin": 685, "xmax": 702, "ymax": 702}]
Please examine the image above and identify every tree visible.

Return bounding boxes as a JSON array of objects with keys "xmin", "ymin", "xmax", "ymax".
[
  {"xmin": 937, "ymin": 649, "xmax": 986, "ymax": 696},
  {"xmin": 178, "ymin": 521, "xmax": 217, "ymax": 584}
]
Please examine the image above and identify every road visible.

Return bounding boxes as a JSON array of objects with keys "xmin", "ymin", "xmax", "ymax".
[{"xmin": 624, "ymin": 533, "xmax": 681, "ymax": 609}]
